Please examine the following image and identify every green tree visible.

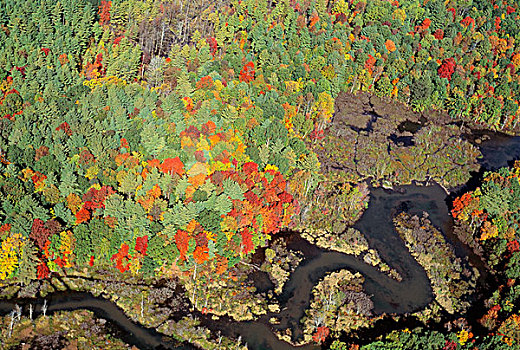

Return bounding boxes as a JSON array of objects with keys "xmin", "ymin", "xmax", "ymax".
[{"xmin": 17, "ymin": 240, "xmax": 39, "ymax": 285}]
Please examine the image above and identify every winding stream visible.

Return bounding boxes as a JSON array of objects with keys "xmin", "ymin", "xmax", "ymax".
[
  {"xmin": 1, "ymin": 130, "xmax": 520, "ymax": 350},
  {"xmin": 0, "ymin": 292, "xmax": 188, "ymax": 350}
]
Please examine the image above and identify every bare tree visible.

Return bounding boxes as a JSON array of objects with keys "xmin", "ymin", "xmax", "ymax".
[
  {"xmin": 235, "ymin": 335, "xmax": 242, "ymax": 350},
  {"xmin": 14, "ymin": 304, "xmax": 21, "ymax": 322},
  {"xmin": 324, "ymin": 291, "xmax": 336, "ymax": 311},
  {"xmin": 8, "ymin": 310, "xmax": 16, "ymax": 338},
  {"xmin": 217, "ymin": 331, "xmax": 223, "ymax": 350},
  {"xmin": 313, "ymin": 313, "xmax": 324, "ymax": 329},
  {"xmin": 141, "ymin": 294, "xmax": 144, "ymax": 318},
  {"xmin": 42, "ymin": 299, "xmax": 48, "ymax": 317}
]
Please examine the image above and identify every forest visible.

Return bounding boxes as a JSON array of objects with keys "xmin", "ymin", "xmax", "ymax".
[{"xmin": 0, "ymin": 0, "xmax": 519, "ymax": 348}]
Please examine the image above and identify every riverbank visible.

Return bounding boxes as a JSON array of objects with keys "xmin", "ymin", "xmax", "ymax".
[{"xmin": 3, "ymin": 92, "xmax": 520, "ymax": 349}]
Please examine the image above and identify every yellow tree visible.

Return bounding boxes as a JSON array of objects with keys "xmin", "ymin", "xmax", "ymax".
[
  {"xmin": 313, "ymin": 92, "xmax": 334, "ymax": 134},
  {"xmin": 0, "ymin": 233, "xmax": 24, "ymax": 280}
]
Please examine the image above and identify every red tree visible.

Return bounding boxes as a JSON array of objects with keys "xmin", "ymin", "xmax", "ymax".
[
  {"xmin": 451, "ymin": 192, "xmax": 473, "ymax": 218},
  {"xmin": 241, "ymin": 228, "xmax": 254, "ymax": 254},
  {"xmin": 193, "ymin": 245, "xmax": 209, "ymax": 264},
  {"xmin": 135, "ymin": 235, "xmax": 149, "ymax": 255},
  {"xmin": 160, "ymin": 157, "xmax": 185, "ymax": 176},
  {"xmin": 447, "ymin": 8, "xmax": 456, "ymax": 21},
  {"xmin": 239, "ymin": 62, "xmax": 255, "ymax": 83},
  {"xmin": 37, "ymin": 262, "xmax": 50, "ymax": 279},
  {"xmin": 433, "ymin": 29, "xmax": 444, "ymax": 40},
  {"xmin": 30, "ymin": 219, "xmax": 51, "ymax": 249},
  {"xmin": 495, "ymin": 16, "xmax": 501, "ymax": 31},
  {"xmin": 242, "ymin": 162, "xmax": 258, "ymax": 175},
  {"xmin": 111, "ymin": 243, "xmax": 130, "ymax": 273},
  {"xmin": 364, "ymin": 54, "xmax": 376, "ymax": 74},
  {"xmin": 201, "ymin": 120, "xmax": 216, "ymax": 135},
  {"xmin": 113, "ymin": 35, "xmax": 124, "ymax": 45},
  {"xmin": 415, "ymin": 18, "xmax": 431, "ymax": 32},
  {"xmin": 312, "ymin": 326, "xmax": 330, "ymax": 343},
  {"xmin": 175, "ymin": 229, "xmax": 190, "ymax": 260},
  {"xmin": 443, "ymin": 341, "xmax": 458, "ymax": 350},
  {"xmin": 278, "ymin": 191, "xmax": 293, "ymax": 203},
  {"xmin": 438, "ymin": 58, "xmax": 456, "ymax": 81},
  {"xmin": 244, "ymin": 190, "xmax": 261, "ymax": 206},
  {"xmin": 507, "ymin": 240, "xmax": 520, "ymax": 253},
  {"xmin": 75, "ymin": 207, "xmax": 91, "ymax": 224},
  {"xmin": 461, "ymin": 16, "xmax": 475, "ymax": 29},
  {"xmin": 196, "ymin": 76, "xmax": 214, "ymax": 90},
  {"xmin": 207, "ymin": 37, "xmax": 218, "ymax": 56},
  {"xmin": 181, "ymin": 125, "xmax": 201, "ymax": 139},
  {"xmin": 120, "ymin": 138, "xmax": 129, "ymax": 149},
  {"xmin": 99, "ymin": 0, "xmax": 111, "ymax": 26},
  {"xmin": 56, "ymin": 122, "xmax": 72, "ymax": 136},
  {"xmin": 82, "ymin": 185, "xmax": 114, "ymax": 210}
]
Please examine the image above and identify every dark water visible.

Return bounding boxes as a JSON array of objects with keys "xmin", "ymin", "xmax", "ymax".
[
  {"xmin": 0, "ymin": 187, "xmax": 439, "ymax": 350},
  {"xmin": 0, "ymin": 291, "xmax": 189, "ymax": 349},
  {"xmin": 477, "ymin": 134, "xmax": 520, "ymax": 170},
  {"xmin": 398, "ymin": 118, "xmax": 426, "ymax": 133},
  {"xmin": 200, "ymin": 131, "xmax": 520, "ymax": 349},
  {"xmin": 1, "ymin": 130, "xmax": 520, "ymax": 350},
  {"xmin": 388, "ymin": 133, "xmax": 415, "ymax": 146},
  {"xmin": 249, "ymin": 270, "xmax": 275, "ymax": 293},
  {"xmin": 229, "ymin": 184, "xmax": 446, "ymax": 347}
]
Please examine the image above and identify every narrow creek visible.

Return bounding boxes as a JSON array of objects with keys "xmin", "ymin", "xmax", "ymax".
[
  {"xmin": 0, "ymin": 292, "xmax": 189, "ymax": 350},
  {"xmin": 1, "ymin": 130, "xmax": 520, "ymax": 350}
]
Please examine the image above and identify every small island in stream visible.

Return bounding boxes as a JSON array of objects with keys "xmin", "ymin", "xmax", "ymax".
[{"xmin": 1, "ymin": 0, "xmax": 520, "ymax": 349}]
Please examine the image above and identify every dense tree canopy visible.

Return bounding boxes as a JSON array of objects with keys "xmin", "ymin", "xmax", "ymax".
[
  {"xmin": 1, "ymin": 0, "xmax": 520, "ymax": 348},
  {"xmin": 1, "ymin": 0, "xmax": 519, "ymax": 281}
]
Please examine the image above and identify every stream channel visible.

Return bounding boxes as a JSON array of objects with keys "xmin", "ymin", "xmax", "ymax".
[{"xmin": 2, "ymin": 131, "xmax": 520, "ymax": 349}]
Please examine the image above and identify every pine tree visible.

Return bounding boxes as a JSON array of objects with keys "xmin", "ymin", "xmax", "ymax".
[
  {"xmin": 141, "ymin": 123, "xmax": 166, "ymax": 157},
  {"xmin": 18, "ymin": 240, "xmax": 39, "ymax": 285},
  {"xmin": 222, "ymin": 178, "xmax": 245, "ymax": 201},
  {"xmin": 215, "ymin": 193, "xmax": 232, "ymax": 216}
]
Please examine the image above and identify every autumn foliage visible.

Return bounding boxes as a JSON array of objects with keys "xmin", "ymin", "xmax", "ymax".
[
  {"xmin": 438, "ymin": 58, "xmax": 456, "ymax": 81},
  {"xmin": 37, "ymin": 262, "xmax": 50, "ymax": 279},
  {"xmin": 451, "ymin": 192, "xmax": 479, "ymax": 220},
  {"xmin": 111, "ymin": 243, "xmax": 131, "ymax": 273},
  {"xmin": 239, "ymin": 61, "xmax": 255, "ymax": 83},
  {"xmin": 98, "ymin": 0, "xmax": 111, "ymax": 26},
  {"xmin": 160, "ymin": 157, "xmax": 184, "ymax": 176},
  {"xmin": 312, "ymin": 326, "xmax": 330, "ymax": 343},
  {"xmin": 385, "ymin": 39, "xmax": 396, "ymax": 53},
  {"xmin": 30, "ymin": 219, "xmax": 52, "ymax": 249},
  {"xmin": 135, "ymin": 235, "xmax": 148, "ymax": 255}
]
